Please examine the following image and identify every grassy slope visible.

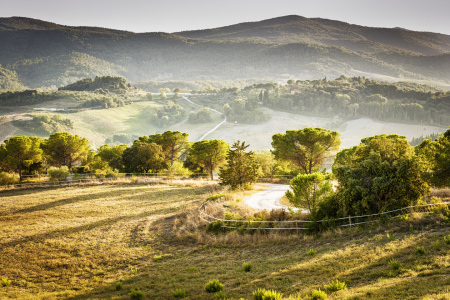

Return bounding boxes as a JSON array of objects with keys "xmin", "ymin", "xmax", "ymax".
[
  {"xmin": 1, "ymin": 98, "xmax": 222, "ymax": 147},
  {"xmin": 0, "ymin": 183, "xmax": 449, "ymax": 299}
]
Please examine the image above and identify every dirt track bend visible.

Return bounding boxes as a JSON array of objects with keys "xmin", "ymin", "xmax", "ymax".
[{"xmin": 181, "ymin": 95, "xmax": 227, "ymax": 141}]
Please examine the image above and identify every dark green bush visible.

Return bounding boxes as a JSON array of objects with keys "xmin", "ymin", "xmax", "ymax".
[{"xmin": 207, "ymin": 220, "xmax": 224, "ymax": 234}]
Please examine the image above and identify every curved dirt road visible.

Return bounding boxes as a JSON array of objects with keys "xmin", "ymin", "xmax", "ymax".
[
  {"xmin": 245, "ymin": 184, "xmax": 309, "ymax": 213},
  {"xmin": 181, "ymin": 95, "xmax": 227, "ymax": 141}
]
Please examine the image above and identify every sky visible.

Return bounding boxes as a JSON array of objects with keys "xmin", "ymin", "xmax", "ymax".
[{"xmin": 1, "ymin": 0, "xmax": 450, "ymax": 35}]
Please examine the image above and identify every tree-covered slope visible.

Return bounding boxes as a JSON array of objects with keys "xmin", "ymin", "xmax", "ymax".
[{"xmin": 1, "ymin": 16, "xmax": 449, "ymax": 88}]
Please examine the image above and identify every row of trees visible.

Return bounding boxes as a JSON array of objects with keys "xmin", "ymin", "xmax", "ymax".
[
  {"xmin": 2, "ymin": 126, "xmax": 450, "ymax": 222},
  {"xmin": 242, "ymin": 76, "xmax": 450, "ymax": 126}
]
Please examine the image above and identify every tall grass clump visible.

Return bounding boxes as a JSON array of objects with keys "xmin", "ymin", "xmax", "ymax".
[
  {"xmin": 253, "ymin": 288, "xmax": 283, "ymax": 300},
  {"xmin": 204, "ymin": 279, "xmax": 224, "ymax": 293},
  {"xmin": 243, "ymin": 262, "xmax": 253, "ymax": 272},
  {"xmin": 1, "ymin": 278, "xmax": 11, "ymax": 287},
  {"xmin": 115, "ymin": 281, "xmax": 122, "ymax": 291},
  {"xmin": 129, "ymin": 288, "xmax": 144, "ymax": 300},
  {"xmin": 172, "ymin": 289, "xmax": 187, "ymax": 298},
  {"xmin": 311, "ymin": 289, "xmax": 327, "ymax": 300},
  {"xmin": 416, "ymin": 246, "xmax": 425, "ymax": 255},
  {"xmin": 324, "ymin": 279, "xmax": 347, "ymax": 292},
  {"xmin": 389, "ymin": 258, "xmax": 402, "ymax": 270},
  {"xmin": 444, "ymin": 235, "xmax": 450, "ymax": 245},
  {"xmin": 307, "ymin": 249, "xmax": 316, "ymax": 256}
]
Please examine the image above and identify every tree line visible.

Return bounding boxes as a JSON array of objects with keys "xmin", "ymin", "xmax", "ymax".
[{"xmin": 1, "ymin": 127, "xmax": 449, "ymax": 227}]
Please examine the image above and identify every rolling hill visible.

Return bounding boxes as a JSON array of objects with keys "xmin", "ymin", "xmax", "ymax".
[{"xmin": 0, "ymin": 15, "xmax": 449, "ymax": 89}]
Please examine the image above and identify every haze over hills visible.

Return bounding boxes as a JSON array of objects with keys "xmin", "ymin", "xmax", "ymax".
[{"xmin": 0, "ymin": 15, "xmax": 449, "ymax": 89}]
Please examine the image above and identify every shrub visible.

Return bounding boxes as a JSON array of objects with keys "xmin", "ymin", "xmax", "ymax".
[
  {"xmin": 434, "ymin": 240, "xmax": 442, "ymax": 250},
  {"xmin": 253, "ymin": 289, "xmax": 283, "ymax": 300},
  {"xmin": 116, "ymin": 281, "xmax": 122, "ymax": 291},
  {"xmin": 129, "ymin": 288, "xmax": 144, "ymax": 300},
  {"xmin": 1, "ymin": 278, "xmax": 11, "ymax": 287},
  {"xmin": 307, "ymin": 249, "xmax": 316, "ymax": 256},
  {"xmin": 253, "ymin": 289, "xmax": 265, "ymax": 300},
  {"xmin": 0, "ymin": 172, "xmax": 17, "ymax": 186},
  {"xmin": 172, "ymin": 289, "xmax": 187, "ymax": 298},
  {"xmin": 131, "ymin": 268, "xmax": 138, "ymax": 274},
  {"xmin": 207, "ymin": 220, "xmax": 224, "ymax": 234},
  {"xmin": 444, "ymin": 235, "xmax": 450, "ymax": 245},
  {"xmin": 386, "ymin": 233, "xmax": 395, "ymax": 241},
  {"xmin": 243, "ymin": 262, "xmax": 253, "ymax": 272},
  {"xmin": 106, "ymin": 169, "xmax": 121, "ymax": 178},
  {"xmin": 311, "ymin": 289, "xmax": 327, "ymax": 300},
  {"xmin": 215, "ymin": 291, "xmax": 226, "ymax": 299},
  {"xmin": 48, "ymin": 166, "xmax": 70, "ymax": 181},
  {"xmin": 324, "ymin": 279, "xmax": 347, "ymax": 292},
  {"xmin": 389, "ymin": 258, "xmax": 402, "ymax": 270},
  {"xmin": 206, "ymin": 194, "xmax": 229, "ymax": 201},
  {"xmin": 416, "ymin": 246, "xmax": 425, "ymax": 255},
  {"xmin": 204, "ymin": 279, "xmax": 224, "ymax": 293}
]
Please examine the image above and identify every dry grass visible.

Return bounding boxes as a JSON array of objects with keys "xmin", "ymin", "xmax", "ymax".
[{"xmin": 1, "ymin": 183, "xmax": 450, "ymax": 299}]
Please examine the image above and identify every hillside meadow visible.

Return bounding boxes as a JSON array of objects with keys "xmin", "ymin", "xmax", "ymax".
[{"xmin": 1, "ymin": 181, "xmax": 450, "ymax": 299}]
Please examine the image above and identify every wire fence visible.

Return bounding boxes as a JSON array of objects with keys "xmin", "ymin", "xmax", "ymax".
[
  {"xmin": 199, "ymin": 199, "xmax": 450, "ymax": 231},
  {"xmin": 0, "ymin": 173, "xmax": 212, "ymax": 190}
]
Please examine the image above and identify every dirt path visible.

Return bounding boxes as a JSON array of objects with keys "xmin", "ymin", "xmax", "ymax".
[
  {"xmin": 180, "ymin": 95, "xmax": 227, "ymax": 141},
  {"xmin": 244, "ymin": 184, "xmax": 307, "ymax": 212}
]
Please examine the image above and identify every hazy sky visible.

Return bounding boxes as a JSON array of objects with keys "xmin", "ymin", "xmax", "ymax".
[{"xmin": 1, "ymin": 0, "xmax": 450, "ymax": 35}]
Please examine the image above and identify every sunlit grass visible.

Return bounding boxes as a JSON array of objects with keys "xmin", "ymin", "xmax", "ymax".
[{"xmin": 0, "ymin": 183, "xmax": 449, "ymax": 299}]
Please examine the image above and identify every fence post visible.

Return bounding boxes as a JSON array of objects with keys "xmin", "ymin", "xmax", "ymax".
[{"xmin": 349, "ymin": 215, "xmax": 352, "ymax": 227}]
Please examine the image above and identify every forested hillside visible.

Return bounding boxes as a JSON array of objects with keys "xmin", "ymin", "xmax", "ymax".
[{"xmin": 0, "ymin": 16, "xmax": 449, "ymax": 89}]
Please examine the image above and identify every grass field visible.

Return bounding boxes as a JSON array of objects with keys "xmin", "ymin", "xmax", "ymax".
[
  {"xmin": 0, "ymin": 98, "xmax": 223, "ymax": 147},
  {"xmin": 1, "ymin": 181, "xmax": 450, "ymax": 299}
]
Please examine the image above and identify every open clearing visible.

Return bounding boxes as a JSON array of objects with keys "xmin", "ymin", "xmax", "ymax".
[{"xmin": 1, "ymin": 182, "xmax": 450, "ymax": 299}]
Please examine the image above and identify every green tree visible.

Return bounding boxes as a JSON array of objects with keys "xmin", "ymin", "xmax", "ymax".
[
  {"xmin": 333, "ymin": 134, "xmax": 429, "ymax": 216},
  {"xmin": 420, "ymin": 128, "xmax": 450, "ymax": 187},
  {"xmin": 95, "ymin": 144, "xmax": 128, "ymax": 171},
  {"xmin": 186, "ymin": 139, "xmax": 229, "ymax": 180},
  {"xmin": 2, "ymin": 136, "xmax": 43, "ymax": 181},
  {"xmin": 285, "ymin": 172, "xmax": 333, "ymax": 213},
  {"xmin": 219, "ymin": 141, "xmax": 259, "ymax": 189},
  {"xmin": 147, "ymin": 131, "xmax": 189, "ymax": 166},
  {"xmin": 254, "ymin": 150, "xmax": 276, "ymax": 176},
  {"xmin": 146, "ymin": 93, "xmax": 153, "ymax": 100},
  {"xmin": 42, "ymin": 132, "xmax": 90, "ymax": 169},
  {"xmin": 272, "ymin": 127, "xmax": 341, "ymax": 174},
  {"xmin": 122, "ymin": 141, "xmax": 167, "ymax": 173}
]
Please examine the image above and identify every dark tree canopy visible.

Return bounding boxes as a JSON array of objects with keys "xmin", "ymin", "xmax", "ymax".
[
  {"xmin": 272, "ymin": 127, "xmax": 341, "ymax": 174},
  {"xmin": 186, "ymin": 139, "xmax": 229, "ymax": 180},
  {"xmin": 41, "ymin": 132, "xmax": 90, "ymax": 169},
  {"xmin": 219, "ymin": 141, "xmax": 259, "ymax": 189},
  {"xmin": 146, "ymin": 131, "xmax": 189, "ymax": 166},
  {"xmin": 122, "ymin": 141, "xmax": 167, "ymax": 173},
  {"xmin": 2, "ymin": 136, "xmax": 43, "ymax": 181},
  {"xmin": 332, "ymin": 134, "xmax": 429, "ymax": 216}
]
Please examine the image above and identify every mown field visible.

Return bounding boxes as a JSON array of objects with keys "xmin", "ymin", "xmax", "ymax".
[{"xmin": 0, "ymin": 182, "xmax": 450, "ymax": 299}]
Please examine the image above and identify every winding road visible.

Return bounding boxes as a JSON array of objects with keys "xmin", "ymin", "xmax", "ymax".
[
  {"xmin": 244, "ymin": 184, "xmax": 308, "ymax": 212},
  {"xmin": 181, "ymin": 95, "xmax": 227, "ymax": 141}
]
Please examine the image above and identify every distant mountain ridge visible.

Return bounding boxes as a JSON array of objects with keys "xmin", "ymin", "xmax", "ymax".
[
  {"xmin": 176, "ymin": 15, "xmax": 450, "ymax": 55},
  {"xmin": 0, "ymin": 15, "xmax": 449, "ymax": 89}
]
